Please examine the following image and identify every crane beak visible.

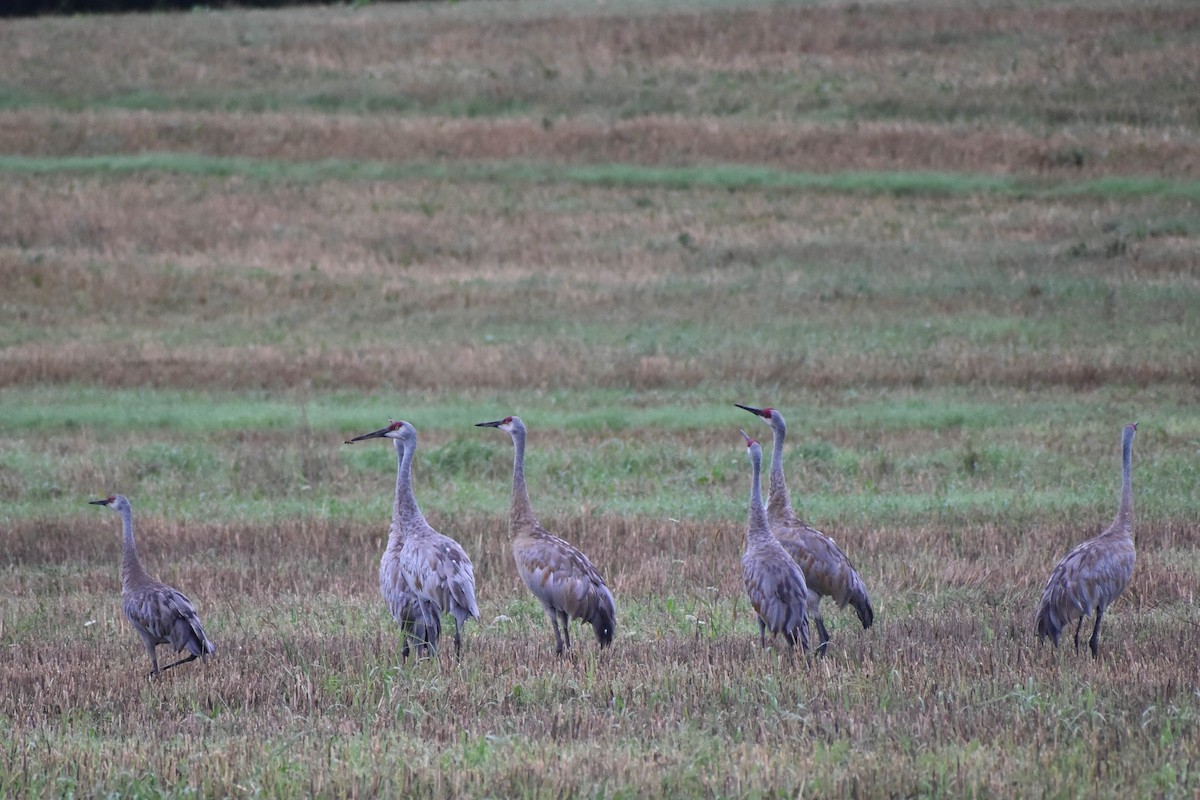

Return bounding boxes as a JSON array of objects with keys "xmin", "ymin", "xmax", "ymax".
[
  {"xmin": 345, "ymin": 426, "xmax": 391, "ymax": 444},
  {"xmin": 734, "ymin": 403, "xmax": 766, "ymax": 416},
  {"xmin": 739, "ymin": 429, "xmax": 754, "ymax": 446},
  {"xmin": 88, "ymin": 498, "xmax": 109, "ymax": 506},
  {"xmin": 475, "ymin": 420, "xmax": 504, "ymax": 428}
]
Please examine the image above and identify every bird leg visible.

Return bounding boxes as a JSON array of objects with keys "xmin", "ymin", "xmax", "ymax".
[
  {"xmin": 1089, "ymin": 606, "xmax": 1105, "ymax": 660},
  {"xmin": 1073, "ymin": 617, "xmax": 1085, "ymax": 654},
  {"xmin": 453, "ymin": 618, "xmax": 463, "ymax": 660},
  {"xmin": 758, "ymin": 618, "xmax": 767, "ymax": 649},
  {"xmin": 155, "ymin": 652, "xmax": 199, "ymax": 676},
  {"xmin": 814, "ymin": 616, "xmax": 831, "ymax": 657},
  {"xmin": 558, "ymin": 611, "xmax": 571, "ymax": 652},
  {"xmin": 547, "ymin": 610, "xmax": 566, "ymax": 655}
]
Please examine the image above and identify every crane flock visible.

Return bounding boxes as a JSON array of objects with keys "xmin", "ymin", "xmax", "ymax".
[{"xmin": 87, "ymin": 412, "xmax": 1141, "ymax": 675}]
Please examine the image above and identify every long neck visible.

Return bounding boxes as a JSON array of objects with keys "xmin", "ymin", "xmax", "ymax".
[
  {"xmin": 748, "ymin": 453, "xmax": 773, "ymax": 547},
  {"xmin": 508, "ymin": 428, "xmax": 538, "ymax": 531},
  {"xmin": 119, "ymin": 505, "xmax": 150, "ymax": 590},
  {"xmin": 1113, "ymin": 427, "xmax": 1134, "ymax": 533},
  {"xmin": 767, "ymin": 423, "xmax": 793, "ymax": 519},
  {"xmin": 391, "ymin": 439, "xmax": 424, "ymax": 545}
]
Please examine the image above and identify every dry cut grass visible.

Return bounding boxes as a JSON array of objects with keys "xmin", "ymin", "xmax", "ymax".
[{"xmin": 4, "ymin": 511, "xmax": 1200, "ymax": 797}]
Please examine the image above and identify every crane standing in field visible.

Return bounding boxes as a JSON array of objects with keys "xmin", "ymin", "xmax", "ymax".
[
  {"xmin": 739, "ymin": 430, "xmax": 810, "ymax": 653},
  {"xmin": 476, "ymin": 416, "xmax": 616, "ymax": 655},
  {"xmin": 89, "ymin": 494, "xmax": 215, "ymax": 677},
  {"xmin": 1036, "ymin": 422, "xmax": 1138, "ymax": 659},
  {"xmin": 736, "ymin": 403, "xmax": 874, "ymax": 654},
  {"xmin": 346, "ymin": 420, "xmax": 478, "ymax": 658}
]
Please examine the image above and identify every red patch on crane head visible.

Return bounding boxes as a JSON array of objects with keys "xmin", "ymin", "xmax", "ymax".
[
  {"xmin": 388, "ymin": 420, "xmax": 405, "ymax": 431},
  {"xmin": 503, "ymin": 416, "xmax": 514, "ymax": 424},
  {"xmin": 107, "ymin": 495, "xmax": 117, "ymax": 504}
]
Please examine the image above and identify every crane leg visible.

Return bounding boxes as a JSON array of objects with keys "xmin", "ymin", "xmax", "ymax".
[
  {"xmin": 1088, "ymin": 606, "xmax": 1105, "ymax": 660},
  {"xmin": 814, "ymin": 616, "xmax": 831, "ymax": 657},
  {"xmin": 157, "ymin": 653, "xmax": 199, "ymax": 675},
  {"xmin": 758, "ymin": 618, "xmax": 767, "ymax": 649},
  {"xmin": 453, "ymin": 618, "xmax": 463, "ymax": 659},
  {"xmin": 547, "ymin": 610, "xmax": 566, "ymax": 655},
  {"xmin": 558, "ymin": 611, "xmax": 571, "ymax": 652},
  {"xmin": 1072, "ymin": 617, "xmax": 1085, "ymax": 653}
]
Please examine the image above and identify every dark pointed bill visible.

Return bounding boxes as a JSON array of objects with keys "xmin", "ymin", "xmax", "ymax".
[
  {"xmin": 345, "ymin": 426, "xmax": 391, "ymax": 444},
  {"xmin": 475, "ymin": 419, "xmax": 505, "ymax": 428},
  {"xmin": 739, "ymin": 429, "xmax": 754, "ymax": 446},
  {"xmin": 88, "ymin": 498, "xmax": 108, "ymax": 506},
  {"xmin": 735, "ymin": 403, "xmax": 766, "ymax": 416}
]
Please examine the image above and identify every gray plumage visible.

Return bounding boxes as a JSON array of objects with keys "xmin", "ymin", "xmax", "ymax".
[
  {"xmin": 1036, "ymin": 422, "xmax": 1138, "ymax": 659},
  {"xmin": 737, "ymin": 404, "xmax": 874, "ymax": 654},
  {"xmin": 739, "ymin": 431, "xmax": 810, "ymax": 653},
  {"xmin": 477, "ymin": 416, "xmax": 616, "ymax": 655},
  {"xmin": 347, "ymin": 420, "xmax": 478, "ymax": 658},
  {"xmin": 89, "ymin": 495, "xmax": 214, "ymax": 677}
]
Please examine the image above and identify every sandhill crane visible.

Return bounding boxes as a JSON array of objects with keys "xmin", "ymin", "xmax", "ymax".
[
  {"xmin": 346, "ymin": 420, "xmax": 479, "ymax": 658},
  {"xmin": 475, "ymin": 416, "xmax": 615, "ymax": 655},
  {"xmin": 89, "ymin": 495, "xmax": 214, "ymax": 677},
  {"xmin": 1036, "ymin": 422, "xmax": 1138, "ymax": 659},
  {"xmin": 736, "ymin": 403, "xmax": 874, "ymax": 654},
  {"xmin": 739, "ymin": 430, "xmax": 810, "ymax": 653}
]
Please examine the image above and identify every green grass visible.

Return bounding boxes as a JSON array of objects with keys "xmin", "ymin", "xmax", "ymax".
[{"xmin": 3, "ymin": 154, "xmax": 1200, "ymax": 200}]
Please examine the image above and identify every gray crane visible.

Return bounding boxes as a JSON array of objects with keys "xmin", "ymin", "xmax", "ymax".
[
  {"xmin": 346, "ymin": 420, "xmax": 479, "ymax": 658},
  {"xmin": 1036, "ymin": 422, "xmax": 1138, "ymax": 659},
  {"xmin": 476, "ymin": 416, "xmax": 615, "ymax": 655},
  {"xmin": 736, "ymin": 404, "xmax": 874, "ymax": 654},
  {"xmin": 89, "ymin": 494, "xmax": 214, "ymax": 677},
  {"xmin": 355, "ymin": 433, "xmax": 441, "ymax": 659},
  {"xmin": 739, "ymin": 431, "xmax": 810, "ymax": 653}
]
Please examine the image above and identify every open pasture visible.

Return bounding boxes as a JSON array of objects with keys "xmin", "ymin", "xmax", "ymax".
[{"xmin": 2, "ymin": 0, "xmax": 1200, "ymax": 796}]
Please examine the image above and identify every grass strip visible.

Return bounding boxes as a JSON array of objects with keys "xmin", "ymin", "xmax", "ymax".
[{"xmin": 2, "ymin": 154, "xmax": 1198, "ymax": 200}]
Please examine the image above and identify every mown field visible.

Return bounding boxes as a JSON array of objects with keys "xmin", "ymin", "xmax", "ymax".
[{"xmin": 2, "ymin": 0, "xmax": 1200, "ymax": 797}]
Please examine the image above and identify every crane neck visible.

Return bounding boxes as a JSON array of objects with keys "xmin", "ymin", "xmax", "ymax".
[
  {"xmin": 118, "ymin": 504, "xmax": 150, "ymax": 591},
  {"xmin": 391, "ymin": 438, "xmax": 425, "ymax": 545},
  {"xmin": 747, "ymin": 452, "xmax": 773, "ymax": 547},
  {"xmin": 508, "ymin": 428, "xmax": 538, "ymax": 531},
  {"xmin": 1114, "ymin": 425, "xmax": 1135, "ymax": 533},
  {"xmin": 767, "ymin": 424, "xmax": 795, "ymax": 521}
]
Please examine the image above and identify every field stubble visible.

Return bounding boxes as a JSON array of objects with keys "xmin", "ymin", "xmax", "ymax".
[
  {"xmin": 4, "ymin": 510, "xmax": 1200, "ymax": 797},
  {"xmin": 3, "ymin": 0, "xmax": 1200, "ymax": 796}
]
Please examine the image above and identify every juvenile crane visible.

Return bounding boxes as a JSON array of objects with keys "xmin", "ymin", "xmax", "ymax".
[
  {"xmin": 1036, "ymin": 422, "xmax": 1138, "ymax": 659},
  {"xmin": 346, "ymin": 420, "xmax": 478, "ymax": 658},
  {"xmin": 736, "ymin": 403, "xmax": 874, "ymax": 654},
  {"xmin": 476, "ymin": 416, "xmax": 615, "ymax": 655},
  {"xmin": 739, "ymin": 430, "xmax": 810, "ymax": 653},
  {"xmin": 89, "ymin": 495, "xmax": 214, "ymax": 677}
]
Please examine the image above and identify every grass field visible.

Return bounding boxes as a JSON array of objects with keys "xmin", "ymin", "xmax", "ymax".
[{"xmin": 2, "ymin": 0, "xmax": 1200, "ymax": 796}]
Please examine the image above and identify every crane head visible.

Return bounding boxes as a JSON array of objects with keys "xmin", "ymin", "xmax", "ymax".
[
  {"xmin": 345, "ymin": 419, "xmax": 408, "ymax": 444},
  {"xmin": 476, "ymin": 416, "xmax": 516, "ymax": 430},
  {"xmin": 734, "ymin": 403, "xmax": 769, "ymax": 418},
  {"xmin": 739, "ymin": 429, "xmax": 757, "ymax": 448},
  {"xmin": 89, "ymin": 494, "xmax": 130, "ymax": 512}
]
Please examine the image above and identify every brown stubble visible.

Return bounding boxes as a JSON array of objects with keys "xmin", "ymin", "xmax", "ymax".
[{"xmin": 3, "ymin": 175, "xmax": 1197, "ymax": 393}]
